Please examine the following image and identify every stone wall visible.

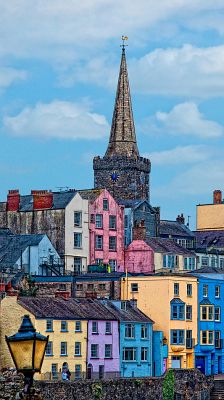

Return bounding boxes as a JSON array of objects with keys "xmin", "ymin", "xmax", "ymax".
[{"xmin": 0, "ymin": 369, "xmax": 213, "ymax": 400}]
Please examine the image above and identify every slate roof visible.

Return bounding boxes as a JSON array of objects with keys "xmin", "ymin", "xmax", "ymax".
[
  {"xmin": 18, "ymin": 297, "xmax": 151, "ymax": 322},
  {"xmin": 78, "ymin": 189, "xmax": 103, "ymax": 201},
  {"xmin": 0, "ymin": 234, "xmax": 45, "ymax": 268},
  {"xmin": 117, "ymin": 199, "xmax": 156, "ymax": 213},
  {"xmin": 200, "ymin": 298, "xmax": 212, "ymax": 305},
  {"xmin": 146, "ymin": 237, "xmax": 196, "ymax": 256},
  {"xmin": 159, "ymin": 220, "xmax": 195, "ymax": 238},
  {"xmin": 0, "ymin": 190, "xmax": 77, "ymax": 212},
  {"xmin": 99, "ymin": 300, "xmax": 154, "ymax": 324},
  {"xmin": 195, "ymin": 230, "xmax": 224, "ymax": 251},
  {"xmin": 170, "ymin": 298, "xmax": 185, "ymax": 304},
  {"xmin": 0, "ymin": 228, "xmax": 13, "ymax": 236}
]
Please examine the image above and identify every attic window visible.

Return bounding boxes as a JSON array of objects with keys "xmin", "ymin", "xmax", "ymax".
[{"xmin": 121, "ymin": 301, "xmax": 127, "ymax": 311}]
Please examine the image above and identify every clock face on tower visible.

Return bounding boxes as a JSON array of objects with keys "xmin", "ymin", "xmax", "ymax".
[{"xmin": 110, "ymin": 171, "xmax": 120, "ymax": 183}]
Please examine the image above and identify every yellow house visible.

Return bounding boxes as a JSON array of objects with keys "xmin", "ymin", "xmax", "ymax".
[
  {"xmin": 197, "ymin": 190, "xmax": 224, "ymax": 231},
  {"xmin": 121, "ymin": 273, "xmax": 198, "ymax": 369},
  {"xmin": 0, "ymin": 296, "xmax": 88, "ymax": 379}
]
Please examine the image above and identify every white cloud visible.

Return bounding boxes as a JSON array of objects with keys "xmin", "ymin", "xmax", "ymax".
[
  {"xmin": 0, "ymin": 1, "xmax": 224, "ymax": 64},
  {"xmin": 0, "ymin": 67, "xmax": 27, "ymax": 89},
  {"xmin": 129, "ymin": 44, "xmax": 224, "ymax": 97},
  {"xmin": 154, "ymin": 159, "xmax": 224, "ymax": 198},
  {"xmin": 142, "ymin": 102, "xmax": 224, "ymax": 138},
  {"xmin": 3, "ymin": 100, "xmax": 109, "ymax": 140},
  {"xmin": 144, "ymin": 145, "xmax": 211, "ymax": 166}
]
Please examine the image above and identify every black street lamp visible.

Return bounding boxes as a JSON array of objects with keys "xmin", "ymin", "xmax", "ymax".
[{"xmin": 5, "ymin": 315, "xmax": 48, "ymax": 394}]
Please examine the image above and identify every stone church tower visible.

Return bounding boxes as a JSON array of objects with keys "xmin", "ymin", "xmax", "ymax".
[{"xmin": 93, "ymin": 46, "xmax": 151, "ymax": 201}]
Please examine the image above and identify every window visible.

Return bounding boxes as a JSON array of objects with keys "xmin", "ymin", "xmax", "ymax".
[
  {"xmin": 186, "ymin": 330, "xmax": 192, "ymax": 349},
  {"xmin": 91, "ymin": 344, "xmax": 99, "ymax": 358},
  {"xmin": 109, "ymin": 236, "xmax": 116, "ymax": 251},
  {"xmin": 61, "ymin": 321, "xmax": 68, "ymax": 332},
  {"xmin": 174, "ymin": 283, "xmax": 179, "ymax": 296},
  {"xmin": 170, "ymin": 330, "xmax": 185, "ymax": 345},
  {"xmin": 96, "ymin": 258, "xmax": 103, "ymax": 265},
  {"xmin": 201, "ymin": 331, "xmax": 214, "ymax": 345},
  {"xmin": 90, "ymin": 214, "xmax": 95, "ymax": 223},
  {"xmin": 76, "ymin": 284, "xmax": 83, "ymax": 291},
  {"xmin": 98, "ymin": 283, "xmax": 106, "ymax": 290},
  {"xmin": 105, "ymin": 344, "xmax": 112, "ymax": 358},
  {"xmin": 131, "ymin": 283, "xmax": 138, "ymax": 292},
  {"xmin": 125, "ymin": 324, "xmax": 135, "ymax": 339},
  {"xmin": 122, "ymin": 347, "xmax": 137, "ymax": 361},
  {"xmin": 201, "ymin": 256, "xmax": 208, "ymax": 267},
  {"xmin": 215, "ymin": 331, "xmax": 221, "ymax": 348},
  {"xmin": 74, "ymin": 211, "xmax": 82, "ymax": 227},
  {"xmin": 75, "ymin": 321, "xmax": 82, "ymax": 332},
  {"xmin": 46, "ymin": 341, "xmax": 53, "ymax": 356},
  {"xmin": 171, "ymin": 304, "xmax": 185, "ymax": 320},
  {"xmin": 187, "ymin": 284, "xmax": 192, "ymax": 297},
  {"xmin": 121, "ymin": 301, "xmax": 127, "ymax": 311},
  {"xmin": 103, "ymin": 198, "xmax": 108, "ymax": 210},
  {"xmin": 46, "ymin": 320, "xmax": 53, "ymax": 332},
  {"xmin": 95, "ymin": 214, "xmax": 103, "ymax": 228},
  {"xmin": 74, "ymin": 232, "xmax": 82, "ymax": 248},
  {"xmin": 75, "ymin": 342, "xmax": 81, "ymax": 356},
  {"xmin": 141, "ymin": 347, "xmax": 148, "ymax": 361},
  {"xmin": 186, "ymin": 305, "xmax": 192, "ymax": 320},
  {"xmin": 105, "ymin": 322, "xmax": 112, "ymax": 334},
  {"xmin": 141, "ymin": 324, "xmax": 148, "ymax": 339},
  {"xmin": 60, "ymin": 342, "xmax": 67, "ymax": 356},
  {"xmin": 215, "ymin": 285, "xmax": 220, "ymax": 298},
  {"xmin": 124, "ymin": 215, "xmax": 128, "ymax": 229},
  {"xmin": 74, "ymin": 257, "xmax": 82, "ymax": 274},
  {"xmin": 200, "ymin": 305, "xmax": 214, "ymax": 321},
  {"xmin": 220, "ymin": 258, "xmax": 224, "ymax": 269},
  {"xmin": 51, "ymin": 364, "xmax": 58, "ymax": 379},
  {"xmin": 75, "ymin": 364, "xmax": 82, "ymax": 379},
  {"xmin": 92, "ymin": 321, "xmax": 98, "ymax": 334},
  {"xmin": 95, "ymin": 235, "xmax": 103, "ymax": 250},
  {"xmin": 203, "ymin": 284, "xmax": 208, "ymax": 297},
  {"xmin": 88, "ymin": 283, "xmax": 94, "ymax": 291},
  {"xmin": 109, "ymin": 259, "xmax": 117, "ymax": 272},
  {"xmin": 109, "ymin": 215, "xmax": 116, "ymax": 230},
  {"xmin": 211, "ymin": 257, "xmax": 216, "ymax": 268},
  {"xmin": 215, "ymin": 307, "xmax": 220, "ymax": 322},
  {"xmin": 163, "ymin": 254, "xmax": 175, "ymax": 268}
]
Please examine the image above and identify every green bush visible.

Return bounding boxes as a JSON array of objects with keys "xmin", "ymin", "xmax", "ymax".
[
  {"xmin": 91, "ymin": 383, "xmax": 103, "ymax": 399},
  {"xmin": 162, "ymin": 370, "xmax": 174, "ymax": 400}
]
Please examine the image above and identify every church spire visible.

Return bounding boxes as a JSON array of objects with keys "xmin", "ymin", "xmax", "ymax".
[{"xmin": 105, "ymin": 39, "xmax": 139, "ymax": 159}]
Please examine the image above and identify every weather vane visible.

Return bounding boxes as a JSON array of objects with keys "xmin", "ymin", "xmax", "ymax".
[{"xmin": 121, "ymin": 35, "xmax": 128, "ymax": 51}]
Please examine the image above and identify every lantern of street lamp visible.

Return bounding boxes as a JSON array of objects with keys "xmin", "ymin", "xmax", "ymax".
[{"xmin": 5, "ymin": 315, "xmax": 48, "ymax": 393}]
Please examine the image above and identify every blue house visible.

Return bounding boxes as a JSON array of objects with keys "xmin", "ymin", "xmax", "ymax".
[
  {"xmin": 193, "ymin": 273, "xmax": 224, "ymax": 375},
  {"xmin": 103, "ymin": 300, "xmax": 154, "ymax": 378},
  {"xmin": 152, "ymin": 331, "xmax": 168, "ymax": 376}
]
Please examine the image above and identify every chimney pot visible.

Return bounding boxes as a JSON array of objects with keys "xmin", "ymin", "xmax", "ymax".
[{"xmin": 213, "ymin": 190, "xmax": 222, "ymax": 204}]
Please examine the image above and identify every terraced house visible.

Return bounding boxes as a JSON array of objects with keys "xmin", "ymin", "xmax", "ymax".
[
  {"xmin": 193, "ymin": 273, "xmax": 224, "ymax": 375},
  {"xmin": 121, "ymin": 274, "xmax": 198, "ymax": 370}
]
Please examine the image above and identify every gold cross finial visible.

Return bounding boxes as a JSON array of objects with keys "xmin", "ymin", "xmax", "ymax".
[{"xmin": 121, "ymin": 36, "xmax": 128, "ymax": 52}]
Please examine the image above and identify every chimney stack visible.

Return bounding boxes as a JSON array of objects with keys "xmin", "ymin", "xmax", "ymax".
[
  {"xmin": 7, "ymin": 190, "xmax": 20, "ymax": 211},
  {"xmin": 31, "ymin": 190, "xmax": 53, "ymax": 210},
  {"xmin": 132, "ymin": 219, "xmax": 146, "ymax": 241},
  {"xmin": 176, "ymin": 213, "xmax": 185, "ymax": 224},
  {"xmin": 213, "ymin": 190, "xmax": 222, "ymax": 204}
]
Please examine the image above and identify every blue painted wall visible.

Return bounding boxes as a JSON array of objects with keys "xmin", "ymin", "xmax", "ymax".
[
  {"xmin": 194, "ymin": 274, "xmax": 224, "ymax": 375},
  {"xmin": 119, "ymin": 321, "xmax": 153, "ymax": 378},
  {"xmin": 152, "ymin": 331, "xmax": 168, "ymax": 376}
]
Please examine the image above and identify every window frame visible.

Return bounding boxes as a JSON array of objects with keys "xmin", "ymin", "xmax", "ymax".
[
  {"xmin": 109, "ymin": 215, "xmax": 117, "ymax": 230},
  {"xmin": 203, "ymin": 284, "xmax": 208, "ymax": 298},
  {"xmin": 170, "ymin": 329, "xmax": 185, "ymax": 345},
  {"xmin": 186, "ymin": 305, "xmax": 192, "ymax": 321},
  {"xmin": 215, "ymin": 285, "xmax": 220, "ymax": 298},
  {"xmin": 75, "ymin": 321, "xmax": 82, "ymax": 332},
  {"xmin": 95, "ymin": 235, "xmax": 103, "ymax": 250},
  {"xmin": 91, "ymin": 344, "xmax": 99, "ymax": 358},
  {"xmin": 74, "ymin": 211, "xmax": 82, "ymax": 227},
  {"xmin": 74, "ymin": 232, "xmax": 82, "ymax": 248},
  {"xmin": 125, "ymin": 323, "xmax": 135, "ymax": 339},
  {"xmin": 61, "ymin": 321, "xmax": 68, "ymax": 332},
  {"xmin": 46, "ymin": 341, "xmax": 53, "ymax": 356},
  {"xmin": 187, "ymin": 284, "xmax": 192, "ymax": 297},
  {"xmin": 131, "ymin": 283, "xmax": 138, "ymax": 292},
  {"xmin": 174, "ymin": 283, "xmax": 179, "ymax": 297},
  {"xmin": 46, "ymin": 319, "xmax": 53, "ymax": 332},
  {"xmin": 92, "ymin": 321, "xmax": 98, "ymax": 334},
  {"xmin": 105, "ymin": 344, "xmax": 112, "ymax": 358},
  {"xmin": 60, "ymin": 342, "xmax": 67, "ymax": 356},
  {"xmin": 141, "ymin": 324, "xmax": 148, "ymax": 339},
  {"xmin": 122, "ymin": 347, "xmax": 137, "ymax": 361},
  {"xmin": 75, "ymin": 342, "xmax": 82, "ymax": 356},
  {"xmin": 141, "ymin": 347, "xmax": 148, "ymax": 362},
  {"xmin": 109, "ymin": 236, "xmax": 117, "ymax": 251},
  {"xmin": 105, "ymin": 321, "xmax": 112, "ymax": 335},
  {"xmin": 103, "ymin": 198, "xmax": 109, "ymax": 211},
  {"xmin": 215, "ymin": 306, "xmax": 221, "ymax": 322},
  {"xmin": 95, "ymin": 214, "xmax": 103, "ymax": 229}
]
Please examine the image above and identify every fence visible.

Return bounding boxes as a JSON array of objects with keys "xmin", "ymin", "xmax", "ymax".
[{"xmin": 40, "ymin": 371, "xmax": 121, "ymax": 381}]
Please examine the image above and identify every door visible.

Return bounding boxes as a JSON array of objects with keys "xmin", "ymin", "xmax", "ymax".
[
  {"xmin": 195, "ymin": 356, "xmax": 205, "ymax": 374},
  {"xmin": 218, "ymin": 356, "xmax": 222, "ymax": 373},
  {"xmin": 171, "ymin": 356, "xmax": 181, "ymax": 368},
  {"xmin": 99, "ymin": 365, "xmax": 104, "ymax": 379},
  {"xmin": 87, "ymin": 364, "xmax": 92, "ymax": 379}
]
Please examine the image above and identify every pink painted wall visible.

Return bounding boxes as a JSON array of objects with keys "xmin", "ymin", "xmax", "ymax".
[
  {"xmin": 124, "ymin": 240, "xmax": 154, "ymax": 273},
  {"xmin": 88, "ymin": 320, "xmax": 120, "ymax": 373},
  {"xmin": 89, "ymin": 189, "xmax": 124, "ymax": 270}
]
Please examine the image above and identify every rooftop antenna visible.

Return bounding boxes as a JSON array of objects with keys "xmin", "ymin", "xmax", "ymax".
[{"xmin": 56, "ymin": 186, "xmax": 69, "ymax": 192}]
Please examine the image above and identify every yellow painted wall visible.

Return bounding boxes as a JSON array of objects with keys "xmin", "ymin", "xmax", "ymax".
[
  {"xmin": 154, "ymin": 253, "xmax": 189, "ymax": 273},
  {"xmin": 122, "ymin": 275, "xmax": 198, "ymax": 369},
  {"xmin": 197, "ymin": 204, "xmax": 224, "ymax": 231},
  {"xmin": 0, "ymin": 297, "xmax": 87, "ymax": 378}
]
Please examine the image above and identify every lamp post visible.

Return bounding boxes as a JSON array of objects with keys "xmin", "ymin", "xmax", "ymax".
[{"xmin": 5, "ymin": 315, "xmax": 48, "ymax": 394}]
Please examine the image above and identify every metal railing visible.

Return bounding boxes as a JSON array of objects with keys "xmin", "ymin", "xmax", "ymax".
[{"xmin": 40, "ymin": 371, "xmax": 121, "ymax": 381}]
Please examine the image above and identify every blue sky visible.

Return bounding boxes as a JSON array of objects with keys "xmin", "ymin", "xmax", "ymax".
[{"xmin": 1, "ymin": 1, "xmax": 224, "ymax": 228}]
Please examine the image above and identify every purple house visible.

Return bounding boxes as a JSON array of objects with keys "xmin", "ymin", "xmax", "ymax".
[{"xmin": 87, "ymin": 318, "xmax": 120, "ymax": 379}]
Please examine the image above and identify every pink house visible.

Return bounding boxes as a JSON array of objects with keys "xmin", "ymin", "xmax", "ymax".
[
  {"xmin": 124, "ymin": 240, "xmax": 154, "ymax": 273},
  {"xmin": 89, "ymin": 189, "xmax": 124, "ymax": 271}
]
